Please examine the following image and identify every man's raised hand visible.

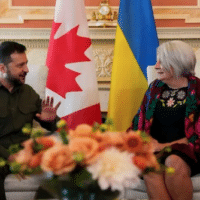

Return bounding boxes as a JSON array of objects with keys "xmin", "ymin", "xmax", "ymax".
[{"xmin": 36, "ymin": 96, "xmax": 61, "ymax": 122}]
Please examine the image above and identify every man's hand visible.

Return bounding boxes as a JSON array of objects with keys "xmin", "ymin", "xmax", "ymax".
[{"xmin": 36, "ymin": 96, "xmax": 61, "ymax": 122}]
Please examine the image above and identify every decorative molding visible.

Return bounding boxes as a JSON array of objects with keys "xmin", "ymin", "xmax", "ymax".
[
  {"xmin": 1, "ymin": 0, "xmax": 200, "ymax": 25},
  {"xmin": 1, "ymin": 27, "xmax": 200, "ymax": 40},
  {"xmin": 0, "ymin": 39, "xmax": 49, "ymax": 49},
  {"xmin": 8, "ymin": 0, "xmax": 54, "ymax": 9},
  {"xmin": 89, "ymin": 28, "xmax": 116, "ymax": 39},
  {"xmin": 0, "ymin": 28, "xmax": 116, "ymax": 40},
  {"xmin": 0, "ymin": 1, "xmax": 117, "ymax": 24},
  {"xmin": 1, "ymin": 27, "xmax": 200, "ymax": 83},
  {"xmin": 157, "ymin": 27, "xmax": 200, "ymax": 39},
  {"xmin": 0, "ymin": 0, "xmax": 54, "ymax": 24},
  {"xmin": 153, "ymin": 7, "xmax": 200, "ymax": 23},
  {"xmin": 1, "ymin": 27, "xmax": 200, "ymax": 112},
  {"xmin": 153, "ymin": 6, "xmax": 200, "ymax": 9},
  {"xmin": 94, "ymin": 48, "xmax": 113, "ymax": 78},
  {"xmin": 0, "ymin": 28, "xmax": 50, "ymax": 39}
]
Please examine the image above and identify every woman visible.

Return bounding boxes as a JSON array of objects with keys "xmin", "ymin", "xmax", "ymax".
[{"xmin": 131, "ymin": 40, "xmax": 200, "ymax": 200}]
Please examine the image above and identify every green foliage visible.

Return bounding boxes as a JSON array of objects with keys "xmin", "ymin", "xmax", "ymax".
[
  {"xmin": 70, "ymin": 168, "xmax": 93, "ymax": 188},
  {"xmin": 99, "ymin": 124, "xmax": 108, "ymax": 133},
  {"xmin": 143, "ymin": 167, "xmax": 157, "ymax": 174},
  {"xmin": 22, "ymin": 123, "xmax": 32, "ymax": 135},
  {"xmin": 8, "ymin": 144, "xmax": 21, "ymax": 155},
  {"xmin": 140, "ymin": 131, "xmax": 150, "ymax": 143},
  {"xmin": 73, "ymin": 152, "xmax": 84, "ymax": 163},
  {"xmin": 31, "ymin": 129, "xmax": 45, "ymax": 138},
  {"xmin": 92, "ymin": 118, "xmax": 114, "ymax": 133},
  {"xmin": 92, "ymin": 122, "xmax": 100, "ymax": 133},
  {"xmin": 56, "ymin": 120, "xmax": 69, "ymax": 145},
  {"xmin": 0, "ymin": 158, "xmax": 6, "ymax": 167},
  {"xmin": 33, "ymin": 139, "xmax": 44, "ymax": 153},
  {"xmin": 57, "ymin": 119, "xmax": 67, "ymax": 129},
  {"xmin": 163, "ymin": 146, "xmax": 172, "ymax": 153},
  {"xmin": 23, "ymin": 167, "xmax": 34, "ymax": 175},
  {"xmin": 59, "ymin": 128, "xmax": 69, "ymax": 145},
  {"xmin": 10, "ymin": 162, "xmax": 22, "ymax": 174},
  {"xmin": 105, "ymin": 118, "xmax": 113, "ymax": 126}
]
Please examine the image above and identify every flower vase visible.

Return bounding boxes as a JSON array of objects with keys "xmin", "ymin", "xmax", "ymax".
[
  {"xmin": 60, "ymin": 179, "xmax": 119, "ymax": 200},
  {"xmin": 34, "ymin": 175, "xmax": 119, "ymax": 200}
]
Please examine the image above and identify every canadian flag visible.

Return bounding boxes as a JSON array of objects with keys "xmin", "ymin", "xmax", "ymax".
[{"xmin": 46, "ymin": 0, "xmax": 102, "ymax": 129}]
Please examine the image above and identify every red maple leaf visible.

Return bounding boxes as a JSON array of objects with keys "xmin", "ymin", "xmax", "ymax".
[{"xmin": 46, "ymin": 22, "xmax": 92, "ymax": 98}]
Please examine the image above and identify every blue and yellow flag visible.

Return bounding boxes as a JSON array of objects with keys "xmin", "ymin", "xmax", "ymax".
[{"xmin": 108, "ymin": 0, "xmax": 159, "ymax": 131}]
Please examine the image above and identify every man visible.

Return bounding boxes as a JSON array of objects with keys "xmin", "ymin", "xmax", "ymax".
[{"xmin": 0, "ymin": 41, "xmax": 61, "ymax": 200}]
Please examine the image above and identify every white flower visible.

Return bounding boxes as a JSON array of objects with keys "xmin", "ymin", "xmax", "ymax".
[
  {"xmin": 162, "ymin": 90, "xmax": 170, "ymax": 99},
  {"xmin": 177, "ymin": 90, "xmax": 186, "ymax": 100},
  {"xmin": 87, "ymin": 147, "xmax": 141, "ymax": 192},
  {"xmin": 167, "ymin": 97, "xmax": 175, "ymax": 107}
]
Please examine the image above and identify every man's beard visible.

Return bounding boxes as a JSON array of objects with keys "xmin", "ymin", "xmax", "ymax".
[{"xmin": 5, "ymin": 70, "xmax": 27, "ymax": 86}]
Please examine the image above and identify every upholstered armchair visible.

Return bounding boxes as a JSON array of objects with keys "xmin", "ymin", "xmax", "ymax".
[
  {"xmin": 4, "ymin": 64, "xmax": 200, "ymax": 199},
  {"xmin": 123, "ymin": 66, "xmax": 200, "ymax": 200}
]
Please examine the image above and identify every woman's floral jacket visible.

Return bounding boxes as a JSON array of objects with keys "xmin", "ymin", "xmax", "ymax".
[{"xmin": 132, "ymin": 75, "xmax": 200, "ymax": 158}]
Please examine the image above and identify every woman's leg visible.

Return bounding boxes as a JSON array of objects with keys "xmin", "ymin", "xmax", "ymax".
[
  {"xmin": 165, "ymin": 154, "xmax": 193, "ymax": 200},
  {"xmin": 143, "ymin": 172, "xmax": 171, "ymax": 200}
]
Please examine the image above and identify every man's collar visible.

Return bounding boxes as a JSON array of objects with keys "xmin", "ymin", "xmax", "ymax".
[
  {"xmin": 0, "ymin": 82, "xmax": 22, "ymax": 93},
  {"xmin": 12, "ymin": 84, "xmax": 22, "ymax": 93}
]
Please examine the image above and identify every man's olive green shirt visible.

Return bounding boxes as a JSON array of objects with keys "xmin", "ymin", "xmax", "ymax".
[{"xmin": 0, "ymin": 84, "xmax": 59, "ymax": 159}]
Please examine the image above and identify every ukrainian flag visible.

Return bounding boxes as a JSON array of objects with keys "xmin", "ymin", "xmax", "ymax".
[{"xmin": 108, "ymin": 0, "xmax": 159, "ymax": 131}]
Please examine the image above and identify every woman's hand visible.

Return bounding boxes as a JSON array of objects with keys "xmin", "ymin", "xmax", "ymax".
[
  {"xmin": 151, "ymin": 138, "xmax": 165, "ymax": 152},
  {"xmin": 36, "ymin": 96, "xmax": 61, "ymax": 122},
  {"xmin": 151, "ymin": 137, "xmax": 188, "ymax": 153}
]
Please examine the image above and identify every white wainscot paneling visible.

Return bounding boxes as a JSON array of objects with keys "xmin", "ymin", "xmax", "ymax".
[{"xmin": 1, "ymin": 27, "xmax": 200, "ymax": 111}]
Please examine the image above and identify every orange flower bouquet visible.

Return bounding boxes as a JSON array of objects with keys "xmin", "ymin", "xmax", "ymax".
[{"xmin": 0, "ymin": 119, "xmax": 162, "ymax": 200}]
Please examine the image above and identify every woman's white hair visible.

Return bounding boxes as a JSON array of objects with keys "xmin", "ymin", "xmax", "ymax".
[{"xmin": 157, "ymin": 40, "xmax": 196, "ymax": 78}]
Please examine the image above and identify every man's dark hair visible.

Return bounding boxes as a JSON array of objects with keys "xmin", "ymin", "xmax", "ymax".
[{"xmin": 0, "ymin": 41, "xmax": 26, "ymax": 65}]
